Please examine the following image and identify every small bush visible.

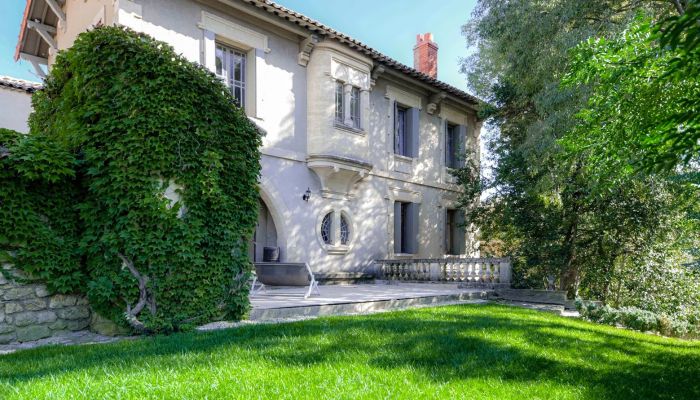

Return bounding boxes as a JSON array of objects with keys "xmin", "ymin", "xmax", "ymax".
[{"xmin": 576, "ymin": 300, "xmax": 700, "ymax": 338}]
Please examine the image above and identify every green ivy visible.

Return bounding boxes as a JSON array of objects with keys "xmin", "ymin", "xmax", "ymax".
[{"xmin": 2, "ymin": 26, "xmax": 261, "ymax": 333}]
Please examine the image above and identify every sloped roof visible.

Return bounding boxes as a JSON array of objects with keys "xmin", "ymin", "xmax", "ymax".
[
  {"xmin": 0, "ymin": 75, "xmax": 42, "ymax": 93},
  {"xmin": 241, "ymin": 0, "xmax": 479, "ymax": 105}
]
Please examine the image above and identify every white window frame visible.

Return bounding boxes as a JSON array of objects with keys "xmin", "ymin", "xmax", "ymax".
[
  {"xmin": 215, "ymin": 43, "xmax": 247, "ymax": 108},
  {"xmin": 334, "ymin": 80, "xmax": 362, "ymax": 131},
  {"xmin": 316, "ymin": 208, "xmax": 354, "ymax": 254}
]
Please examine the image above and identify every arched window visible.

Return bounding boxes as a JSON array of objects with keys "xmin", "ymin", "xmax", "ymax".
[
  {"xmin": 340, "ymin": 214, "xmax": 350, "ymax": 245},
  {"xmin": 321, "ymin": 212, "xmax": 333, "ymax": 245}
]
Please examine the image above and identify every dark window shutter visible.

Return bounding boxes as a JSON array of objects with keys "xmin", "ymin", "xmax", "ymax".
[
  {"xmin": 444, "ymin": 120, "xmax": 450, "ymax": 167},
  {"xmin": 393, "ymin": 201, "xmax": 402, "ymax": 253},
  {"xmin": 408, "ymin": 108, "xmax": 420, "ymax": 158},
  {"xmin": 393, "ymin": 101, "xmax": 399, "ymax": 154},
  {"xmin": 457, "ymin": 125, "xmax": 467, "ymax": 168},
  {"xmin": 454, "ymin": 209, "xmax": 466, "ymax": 254},
  {"xmin": 406, "ymin": 203, "xmax": 420, "ymax": 254}
]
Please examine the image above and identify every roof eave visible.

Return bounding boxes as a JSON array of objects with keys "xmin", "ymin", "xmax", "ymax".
[{"xmin": 14, "ymin": 0, "xmax": 33, "ymax": 61}]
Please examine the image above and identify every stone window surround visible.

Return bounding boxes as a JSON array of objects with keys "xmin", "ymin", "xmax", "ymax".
[
  {"xmin": 386, "ymin": 187, "xmax": 422, "ymax": 257},
  {"xmin": 333, "ymin": 80, "xmax": 363, "ymax": 131},
  {"xmin": 315, "ymin": 206, "xmax": 355, "ymax": 255},
  {"xmin": 386, "ymin": 85, "xmax": 422, "ymax": 175},
  {"xmin": 201, "ymin": 11, "xmax": 267, "ymax": 118},
  {"xmin": 439, "ymin": 105, "xmax": 477, "ymax": 184},
  {"xmin": 330, "ymin": 56, "xmax": 370, "ymax": 135}
]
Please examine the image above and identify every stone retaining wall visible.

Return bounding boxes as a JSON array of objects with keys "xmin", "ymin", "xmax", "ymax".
[
  {"xmin": 1, "ymin": 265, "xmax": 91, "ymax": 344},
  {"xmin": 494, "ymin": 289, "xmax": 568, "ymax": 306}
]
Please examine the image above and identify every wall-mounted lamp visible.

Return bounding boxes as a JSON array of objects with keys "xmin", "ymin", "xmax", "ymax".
[{"xmin": 302, "ymin": 187, "xmax": 311, "ymax": 202}]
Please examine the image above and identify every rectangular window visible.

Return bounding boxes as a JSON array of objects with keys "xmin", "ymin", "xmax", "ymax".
[
  {"xmin": 446, "ymin": 123, "xmax": 459, "ymax": 168},
  {"xmin": 215, "ymin": 43, "xmax": 246, "ymax": 108},
  {"xmin": 395, "ymin": 106, "xmax": 408, "ymax": 156},
  {"xmin": 394, "ymin": 201, "xmax": 419, "ymax": 254},
  {"xmin": 335, "ymin": 81, "xmax": 344, "ymax": 124},
  {"xmin": 394, "ymin": 103, "xmax": 419, "ymax": 158},
  {"xmin": 350, "ymin": 86, "xmax": 361, "ymax": 129},
  {"xmin": 445, "ymin": 209, "xmax": 466, "ymax": 255}
]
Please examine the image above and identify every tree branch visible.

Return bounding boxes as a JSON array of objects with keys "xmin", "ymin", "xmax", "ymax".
[{"xmin": 117, "ymin": 252, "xmax": 156, "ymax": 333}]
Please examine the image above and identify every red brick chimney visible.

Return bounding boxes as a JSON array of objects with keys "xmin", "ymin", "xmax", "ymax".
[{"xmin": 413, "ymin": 33, "xmax": 438, "ymax": 79}]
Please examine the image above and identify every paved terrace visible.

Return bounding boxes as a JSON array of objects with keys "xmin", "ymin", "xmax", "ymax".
[{"xmin": 248, "ymin": 282, "xmax": 493, "ymax": 321}]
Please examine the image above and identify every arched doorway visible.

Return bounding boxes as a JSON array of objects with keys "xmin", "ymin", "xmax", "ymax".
[{"xmin": 249, "ymin": 197, "xmax": 279, "ymax": 262}]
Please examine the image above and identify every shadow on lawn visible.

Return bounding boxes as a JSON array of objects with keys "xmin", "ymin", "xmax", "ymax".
[{"xmin": 1, "ymin": 304, "xmax": 699, "ymax": 399}]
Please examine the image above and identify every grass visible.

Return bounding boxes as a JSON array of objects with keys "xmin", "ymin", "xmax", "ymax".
[{"xmin": 1, "ymin": 304, "xmax": 699, "ymax": 399}]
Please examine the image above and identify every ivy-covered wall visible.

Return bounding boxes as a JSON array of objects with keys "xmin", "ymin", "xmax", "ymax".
[{"xmin": 0, "ymin": 26, "xmax": 261, "ymax": 333}]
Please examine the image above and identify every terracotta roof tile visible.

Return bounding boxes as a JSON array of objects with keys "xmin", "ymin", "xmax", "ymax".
[
  {"xmin": 0, "ymin": 75, "xmax": 42, "ymax": 93},
  {"xmin": 243, "ymin": 0, "xmax": 480, "ymax": 105}
]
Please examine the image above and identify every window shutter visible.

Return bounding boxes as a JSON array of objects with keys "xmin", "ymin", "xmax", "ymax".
[
  {"xmin": 393, "ymin": 101, "xmax": 399, "ymax": 154},
  {"xmin": 444, "ymin": 120, "xmax": 449, "ymax": 167},
  {"xmin": 406, "ymin": 203, "xmax": 420, "ymax": 254},
  {"xmin": 409, "ymin": 107, "xmax": 420, "ymax": 158},
  {"xmin": 393, "ymin": 201, "xmax": 402, "ymax": 253},
  {"xmin": 454, "ymin": 209, "xmax": 466, "ymax": 254},
  {"xmin": 457, "ymin": 125, "xmax": 468, "ymax": 168}
]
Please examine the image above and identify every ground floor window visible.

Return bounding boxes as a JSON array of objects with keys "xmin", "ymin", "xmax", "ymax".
[
  {"xmin": 394, "ymin": 201, "xmax": 419, "ymax": 254},
  {"xmin": 445, "ymin": 209, "xmax": 466, "ymax": 255}
]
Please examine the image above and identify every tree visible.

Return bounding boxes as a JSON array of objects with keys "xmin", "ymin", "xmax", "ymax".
[{"xmin": 458, "ymin": 0, "xmax": 699, "ymax": 306}]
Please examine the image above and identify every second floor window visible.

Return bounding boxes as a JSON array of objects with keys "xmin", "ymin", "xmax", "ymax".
[
  {"xmin": 215, "ymin": 43, "xmax": 246, "ymax": 108},
  {"xmin": 394, "ymin": 103, "xmax": 419, "ymax": 158},
  {"xmin": 334, "ymin": 81, "xmax": 361, "ymax": 129},
  {"xmin": 445, "ymin": 123, "xmax": 467, "ymax": 168},
  {"xmin": 335, "ymin": 81, "xmax": 344, "ymax": 124},
  {"xmin": 350, "ymin": 86, "xmax": 360, "ymax": 129},
  {"xmin": 446, "ymin": 123, "xmax": 460, "ymax": 168}
]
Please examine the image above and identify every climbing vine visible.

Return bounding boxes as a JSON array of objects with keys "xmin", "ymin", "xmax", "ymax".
[{"xmin": 1, "ymin": 26, "xmax": 261, "ymax": 333}]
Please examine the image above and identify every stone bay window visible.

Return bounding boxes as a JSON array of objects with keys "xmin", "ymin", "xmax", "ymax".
[{"xmin": 334, "ymin": 80, "xmax": 362, "ymax": 130}]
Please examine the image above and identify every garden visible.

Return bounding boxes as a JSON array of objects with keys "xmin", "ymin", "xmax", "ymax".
[{"xmin": 1, "ymin": 304, "xmax": 699, "ymax": 399}]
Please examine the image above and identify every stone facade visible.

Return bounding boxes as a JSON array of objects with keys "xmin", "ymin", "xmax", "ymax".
[
  {"xmin": 13, "ymin": 0, "xmax": 484, "ymax": 279},
  {"xmin": 0, "ymin": 265, "xmax": 91, "ymax": 344}
]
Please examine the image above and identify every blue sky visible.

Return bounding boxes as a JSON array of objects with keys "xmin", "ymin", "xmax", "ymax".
[{"xmin": 0, "ymin": 0, "xmax": 477, "ymax": 89}]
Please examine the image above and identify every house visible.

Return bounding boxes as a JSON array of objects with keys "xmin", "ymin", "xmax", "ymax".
[
  {"xmin": 14, "ymin": 0, "xmax": 482, "ymax": 278},
  {"xmin": 0, "ymin": 76, "xmax": 41, "ymax": 133}
]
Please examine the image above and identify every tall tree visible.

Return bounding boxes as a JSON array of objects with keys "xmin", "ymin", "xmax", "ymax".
[{"xmin": 458, "ymin": 0, "xmax": 698, "ymax": 301}]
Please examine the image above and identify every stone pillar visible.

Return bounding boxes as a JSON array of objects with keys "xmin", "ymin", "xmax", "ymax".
[{"xmin": 499, "ymin": 258, "xmax": 512, "ymax": 285}]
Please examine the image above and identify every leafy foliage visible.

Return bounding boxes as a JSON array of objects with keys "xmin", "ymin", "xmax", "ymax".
[
  {"xmin": 458, "ymin": 0, "xmax": 700, "ymax": 312},
  {"xmin": 2, "ymin": 26, "xmax": 261, "ymax": 332},
  {"xmin": 564, "ymin": 13, "xmax": 699, "ymax": 172},
  {"xmin": 0, "ymin": 128, "xmax": 81, "ymax": 292}
]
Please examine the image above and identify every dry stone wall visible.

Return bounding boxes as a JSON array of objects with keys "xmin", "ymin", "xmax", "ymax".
[{"xmin": 1, "ymin": 264, "xmax": 91, "ymax": 344}]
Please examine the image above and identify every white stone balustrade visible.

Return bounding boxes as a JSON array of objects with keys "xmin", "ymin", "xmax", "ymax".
[{"xmin": 374, "ymin": 258, "xmax": 512, "ymax": 287}]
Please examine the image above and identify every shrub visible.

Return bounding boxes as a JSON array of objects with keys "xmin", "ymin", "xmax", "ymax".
[
  {"xmin": 576, "ymin": 300, "xmax": 700, "ymax": 338},
  {"xmin": 2, "ymin": 26, "xmax": 261, "ymax": 333}
]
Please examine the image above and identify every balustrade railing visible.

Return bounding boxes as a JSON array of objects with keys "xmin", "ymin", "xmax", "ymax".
[{"xmin": 374, "ymin": 258, "xmax": 511, "ymax": 286}]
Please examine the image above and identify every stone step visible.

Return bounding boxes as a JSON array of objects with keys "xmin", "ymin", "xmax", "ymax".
[{"xmin": 248, "ymin": 290, "xmax": 491, "ymax": 322}]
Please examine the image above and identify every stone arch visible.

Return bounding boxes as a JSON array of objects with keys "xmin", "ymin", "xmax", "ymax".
[{"xmin": 252, "ymin": 178, "xmax": 288, "ymax": 262}]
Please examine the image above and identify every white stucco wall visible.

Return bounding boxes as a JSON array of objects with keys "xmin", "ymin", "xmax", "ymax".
[
  {"xmin": 49, "ymin": 0, "xmax": 481, "ymax": 274},
  {"xmin": 0, "ymin": 87, "xmax": 33, "ymax": 133}
]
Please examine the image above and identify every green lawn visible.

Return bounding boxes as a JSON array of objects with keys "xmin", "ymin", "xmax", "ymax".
[{"xmin": 1, "ymin": 304, "xmax": 698, "ymax": 399}]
